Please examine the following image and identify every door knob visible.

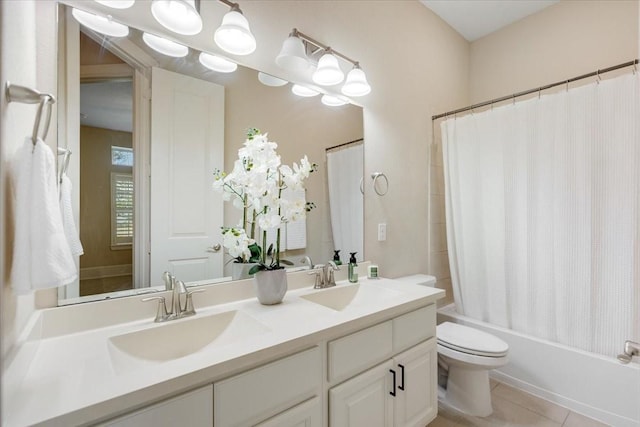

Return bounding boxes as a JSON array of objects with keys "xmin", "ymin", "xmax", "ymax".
[{"xmin": 207, "ymin": 244, "xmax": 221, "ymax": 253}]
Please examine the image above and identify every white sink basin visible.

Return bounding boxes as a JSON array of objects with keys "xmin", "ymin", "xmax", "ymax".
[
  {"xmin": 108, "ymin": 310, "xmax": 269, "ymax": 373},
  {"xmin": 300, "ymin": 283, "xmax": 400, "ymax": 311}
]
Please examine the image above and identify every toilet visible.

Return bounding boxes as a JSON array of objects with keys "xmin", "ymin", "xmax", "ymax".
[{"xmin": 395, "ymin": 274, "xmax": 509, "ymax": 417}]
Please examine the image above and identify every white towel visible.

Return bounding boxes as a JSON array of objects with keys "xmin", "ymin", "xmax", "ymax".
[
  {"xmin": 10, "ymin": 138, "xmax": 77, "ymax": 294},
  {"xmin": 59, "ymin": 173, "xmax": 84, "ymax": 256}
]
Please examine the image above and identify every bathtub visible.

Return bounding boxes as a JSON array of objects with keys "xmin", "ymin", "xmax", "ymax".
[{"xmin": 437, "ymin": 303, "xmax": 640, "ymax": 427}]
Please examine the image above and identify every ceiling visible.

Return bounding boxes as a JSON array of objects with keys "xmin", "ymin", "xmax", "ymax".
[{"xmin": 420, "ymin": 0, "xmax": 559, "ymax": 42}]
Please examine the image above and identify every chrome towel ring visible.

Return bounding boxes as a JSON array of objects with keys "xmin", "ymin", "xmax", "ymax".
[
  {"xmin": 5, "ymin": 81, "xmax": 56, "ymax": 147},
  {"xmin": 371, "ymin": 172, "xmax": 388, "ymax": 196}
]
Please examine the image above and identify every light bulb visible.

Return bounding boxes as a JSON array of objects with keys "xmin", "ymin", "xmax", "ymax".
[
  {"xmin": 312, "ymin": 52, "xmax": 344, "ymax": 86},
  {"xmin": 95, "ymin": 0, "xmax": 135, "ymax": 8},
  {"xmin": 214, "ymin": 10, "xmax": 256, "ymax": 56},
  {"xmin": 151, "ymin": 0, "xmax": 203, "ymax": 35},
  {"xmin": 199, "ymin": 52, "xmax": 238, "ymax": 73},
  {"xmin": 341, "ymin": 66, "xmax": 371, "ymax": 97},
  {"xmin": 321, "ymin": 94, "xmax": 349, "ymax": 106},
  {"xmin": 276, "ymin": 35, "xmax": 309, "ymax": 71},
  {"xmin": 258, "ymin": 72, "xmax": 288, "ymax": 87},
  {"xmin": 291, "ymin": 84, "xmax": 319, "ymax": 97},
  {"xmin": 142, "ymin": 32, "xmax": 188, "ymax": 57},
  {"xmin": 71, "ymin": 8, "xmax": 129, "ymax": 37}
]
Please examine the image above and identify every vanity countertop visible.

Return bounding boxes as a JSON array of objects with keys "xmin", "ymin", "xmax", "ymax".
[{"xmin": 4, "ymin": 274, "xmax": 444, "ymax": 427}]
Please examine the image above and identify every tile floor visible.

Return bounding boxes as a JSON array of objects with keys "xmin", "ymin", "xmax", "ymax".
[{"xmin": 430, "ymin": 379, "xmax": 610, "ymax": 427}]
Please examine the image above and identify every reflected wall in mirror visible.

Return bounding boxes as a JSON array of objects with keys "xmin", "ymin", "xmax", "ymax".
[{"xmin": 57, "ymin": 5, "xmax": 364, "ymax": 305}]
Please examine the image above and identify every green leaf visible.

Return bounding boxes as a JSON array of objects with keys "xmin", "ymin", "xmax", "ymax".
[{"xmin": 280, "ymin": 259, "xmax": 294, "ymax": 266}]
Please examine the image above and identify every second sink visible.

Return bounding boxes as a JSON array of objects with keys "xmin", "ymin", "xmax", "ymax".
[{"xmin": 300, "ymin": 283, "xmax": 400, "ymax": 311}]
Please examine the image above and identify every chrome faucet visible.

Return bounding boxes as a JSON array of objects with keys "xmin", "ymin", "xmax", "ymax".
[
  {"xmin": 300, "ymin": 255, "xmax": 314, "ymax": 270},
  {"xmin": 308, "ymin": 261, "xmax": 341, "ymax": 289},
  {"xmin": 618, "ymin": 340, "xmax": 640, "ymax": 364},
  {"xmin": 143, "ymin": 272, "xmax": 204, "ymax": 322}
]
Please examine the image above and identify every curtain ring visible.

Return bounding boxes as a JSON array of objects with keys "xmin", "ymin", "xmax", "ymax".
[
  {"xmin": 359, "ymin": 177, "xmax": 364, "ymax": 195},
  {"xmin": 371, "ymin": 172, "xmax": 388, "ymax": 196},
  {"xmin": 596, "ymin": 69, "xmax": 601, "ymax": 84}
]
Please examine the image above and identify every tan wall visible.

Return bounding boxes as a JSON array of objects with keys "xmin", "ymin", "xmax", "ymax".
[
  {"xmin": 430, "ymin": 0, "xmax": 639, "ymax": 305},
  {"xmin": 79, "ymin": 126, "xmax": 133, "ymax": 269},
  {"xmin": 470, "ymin": 0, "xmax": 639, "ymax": 103},
  {"xmin": 224, "ymin": 66, "xmax": 363, "ymax": 269}
]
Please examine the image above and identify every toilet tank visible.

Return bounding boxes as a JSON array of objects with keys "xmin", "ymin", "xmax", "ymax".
[{"xmin": 394, "ymin": 274, "xmax": 436, "ymax": 287}]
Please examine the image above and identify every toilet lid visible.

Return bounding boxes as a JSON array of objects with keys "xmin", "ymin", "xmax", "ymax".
[{"xmin": 437, "ymin": 322, "xmax": 509, "ymax": 357}]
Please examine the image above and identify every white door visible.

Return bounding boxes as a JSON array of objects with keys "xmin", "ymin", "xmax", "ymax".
[
  {"xmin": 330, "ymin": 360, "xmax": 394, "ymax": 427},
  {"xmin": 150, "ymin": 67, "xmax": 224, "ymax": 285},
  {"xmin": 393, "ymin": 339, "xmax": 438, "ymax": 427}
]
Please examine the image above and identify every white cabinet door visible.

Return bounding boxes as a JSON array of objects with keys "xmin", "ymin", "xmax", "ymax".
[
  {"xmin": 101, "ymin": 385, "xmax": 213, "ymax": 427},
  {"xmin": 393, "ymin": 339, "xmax": 437, "ymax": 427},
  {"xmin": 330, "ymin": 360, "xmax": 394, "ymax": 427},
  {"xmin": 150, "ymin": 67, "xmax": 224, "ymax": 285},
  {"xmin": 255, "ymin": 396, "xmax": 322, "ymax": 427}
]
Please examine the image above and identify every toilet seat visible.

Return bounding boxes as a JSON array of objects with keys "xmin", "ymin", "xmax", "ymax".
[{"xmin": 437, "ymin": 322, "xmax": 508, "ymax": 357}]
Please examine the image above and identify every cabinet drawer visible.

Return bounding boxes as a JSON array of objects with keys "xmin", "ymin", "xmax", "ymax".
[
  {"xmin": 101, "ymin": 385, "xmax": 213, "ymax": 427},
  {"xmin": 214, "ymin": 347, "xmax": 321, "ymax": 427},
  {"xmin": 328, "ymin": 321, "xmax": 392, "ymax": 384},
  {"xmin": 392, "ymin": 305, "xmax": 436, "ymax": 353}
]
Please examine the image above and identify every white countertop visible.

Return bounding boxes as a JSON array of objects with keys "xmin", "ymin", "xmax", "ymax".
[{"xmin": 4, "ymin": 274, "xmax": 443, "ymax": 427}]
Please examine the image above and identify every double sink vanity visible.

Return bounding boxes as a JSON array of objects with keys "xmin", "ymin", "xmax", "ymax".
[{"xmin": 5, "ymin": 265, "xmax": 443, "ymax": 426}]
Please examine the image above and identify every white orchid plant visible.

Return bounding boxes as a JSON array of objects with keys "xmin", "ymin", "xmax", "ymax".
[{"xmin": 213, "ymin": 128, "xmax": 317, "ymax": 273}]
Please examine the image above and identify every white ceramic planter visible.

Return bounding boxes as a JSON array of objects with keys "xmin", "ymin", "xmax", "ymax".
[
  {"xmin": 232, "ymin": 262, "xmax": 258, "ymax": 281},
  {"xmin": 253, "ymin": 269, "xmax": 288, "ymax": 305}
]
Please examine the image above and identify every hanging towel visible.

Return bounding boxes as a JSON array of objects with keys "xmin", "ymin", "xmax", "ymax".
[
  {"xmin": 10, "ymin": 138, "xmax": 77, "ymax": 294},
  {"xmin": 59, "ymin": 173, "xmax": 84, "ymax": 256}
]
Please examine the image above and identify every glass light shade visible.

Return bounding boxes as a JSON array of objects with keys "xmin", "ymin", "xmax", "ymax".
[
  {"xmin": 142, "ymin": 32, "xmax": 188, "ymax": 57},
  {"xmin": 321, "ymin": 94, "xmax": 349, "ymax": 107},
  {"xmin": 291, "ymin": 84, "xmax": 319, "ymax": 97},
  {"xmin": 199, "ymin": 52, "xmax": 238, "ymax": 73},
  {"xmin": 95, "ymin": 0, "xmax": 135, "ymax": 8},
  {"xmin": 258, "ymin": 72, "xmax": 288, "ymax": 87},
  {"xmin": 71, "ymin": 8, "xmax": 129, "ymax": 37},
  {"xmin": 275, "ymin": 36, "xmax": 309, "ymax": 71},
  {"xmin": 214, "ymin": 10, "xmax": 256, "ymax": 56},
  {"xmin": 341, "ymin": 67, "xmax": 371, "ymax": 97},
  {"xmin": 312, "ymin": 52, "xmax": 344, "ymax": 86},
  {"xmin": 151, "ymin": 0, "xmax": 202, "ymax": 35}
]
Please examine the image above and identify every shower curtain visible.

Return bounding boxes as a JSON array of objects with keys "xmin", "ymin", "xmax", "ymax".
[
  {"xmin": 441, "ymin": 73, "xmax": 640, "ymax": 358},
  {"xmin": 327, "ymin": 143, "xmax": 364, "ymax": 262}
]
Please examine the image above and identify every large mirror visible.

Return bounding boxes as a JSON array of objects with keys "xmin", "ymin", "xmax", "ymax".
[{"xmin": 57, "ymin": 5, "xmax": 364, "ymax": 304}]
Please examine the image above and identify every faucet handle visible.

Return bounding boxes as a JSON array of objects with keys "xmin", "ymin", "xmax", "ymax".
[
  {"xmin": 183, "ymin": 289, "xmax": 206, "ymax": 316},
  {"xmin": 308, "ymin": 270, "xmax": 323, "ymax": 289},
  {"xmin": 142, "ymin": 296, "xmax": 169, "ymax": 322}
]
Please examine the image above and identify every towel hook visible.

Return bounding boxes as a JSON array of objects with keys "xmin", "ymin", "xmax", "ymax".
[
  {"xmin": 371, "ymin": 172, "xmax": 389, "ymax": 196},
  {"xmin": 32, "ymin": 95, "xmax": 54, "ymax": 146}
]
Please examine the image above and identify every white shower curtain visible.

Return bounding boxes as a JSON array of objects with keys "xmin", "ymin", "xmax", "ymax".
[
  {"xmin": 327, "ymin": 143, "xmax": 364, "ymax": 262},
  {"xmin": 442, "ymin": 73, "xmax": 640, "ymax": 357}
]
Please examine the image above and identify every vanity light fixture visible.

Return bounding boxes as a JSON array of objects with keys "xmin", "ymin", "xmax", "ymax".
[
  {"xmin": 151, "ymin": 0, "xmax": 203, "ymax": 36},
  {"xmin": 277, "ymin": 28, "xmax": 370, "ymax": 95},
  {"xmin": 71, "ymin": 8, "xmax": 129, "ymax": 37},
  {"xmin": 142, "ymin": 32, "xmax": 189, "ymax": 57},
  {"xmin": 214, "ymin": 0, "xmax": 256, "ymax": 56},
  {"xmin": 94, "ymin": 0, "xmax": 135, "ymax": 9},
  {"xmin": 313, "ymin": 49, "xmax": 344, "ymax": 86},
  {"xmin": 291, "ymin": 84, "xmax": 319, "ymax": 97},
  {"xmin": 276, "ymin": 29, "xmax": 311, "ymax": 72},
  {"xmin": 321, "ymin": 94, "xmax": 349, "ymax": 107},
  {"xmin": 258, "ymin": 72, "xmax": 288, "ymax": 87},
  {"xmin": 341, "ymin": 64, "xmax": 371, "ymax": 97},
  {"xmin": 199, "ymin": 52, "xmax": 238, "ymax": 73}
]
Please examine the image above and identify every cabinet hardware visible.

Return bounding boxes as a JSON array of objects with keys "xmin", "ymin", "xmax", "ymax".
[
  {"xmin": 398, "ymin": 364, "xmax": 405, "ymax": 391},
  {"xmin": 389, "ymin": 369, "xmax": 397, "ymax": 397}
]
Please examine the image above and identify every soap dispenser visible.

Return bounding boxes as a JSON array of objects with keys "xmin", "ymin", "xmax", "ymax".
[
  {"xmin": 348, "ymin": 252, "xmax": 358, "ymax": 283},
  {"xmin": 333, "ymin": 250, "xmax": 342, "ymax": 265}
]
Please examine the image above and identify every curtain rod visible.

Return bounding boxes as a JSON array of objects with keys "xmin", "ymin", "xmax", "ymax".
[
  {"xmin": 432, "ymin": 59, "xmax": 639, "ymax": 121},
  {"xmin": 325, "ymin": 138, "xmax": 364, "ymax": 152}
]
